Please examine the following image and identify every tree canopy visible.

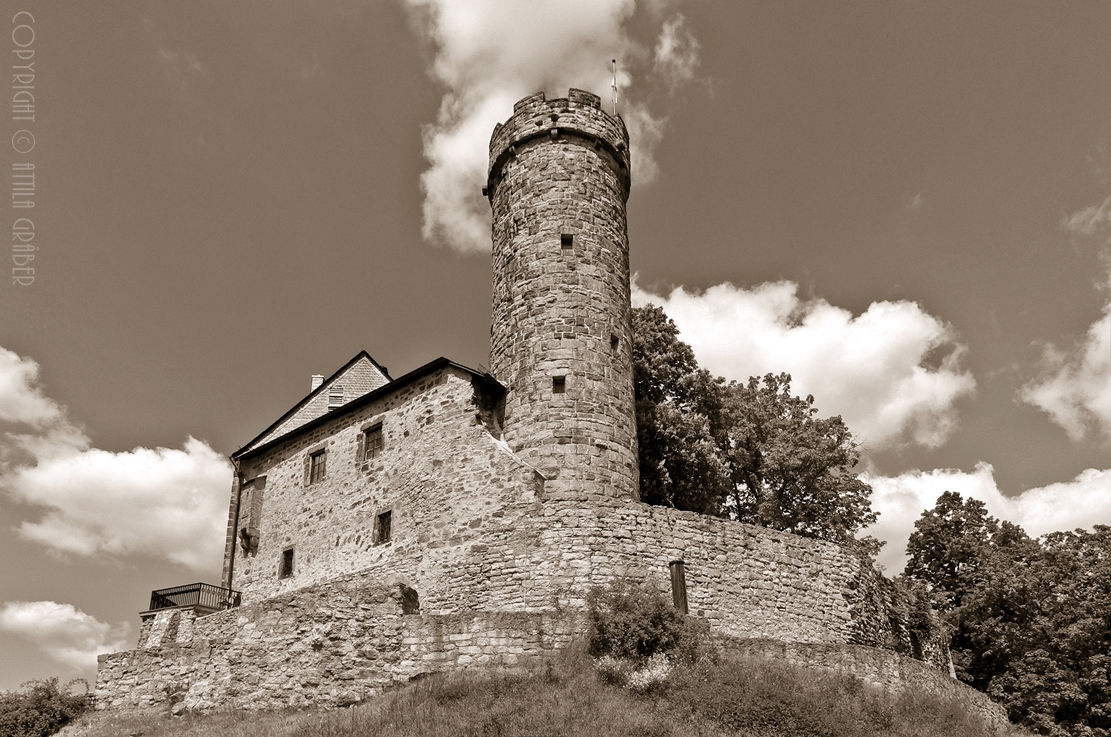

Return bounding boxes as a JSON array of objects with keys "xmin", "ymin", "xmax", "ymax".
[
  {"xmin": 905, "ymin": 492, "xmax": 1111, "ymax": 736},
  {"xmin": 631, "ymin": 305, "xmax": 875, "ymax": 546}
]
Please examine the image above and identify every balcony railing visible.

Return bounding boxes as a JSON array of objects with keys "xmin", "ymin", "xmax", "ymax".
[{"xmin": 147, "ymin": 582, "xmax": 241, "ymax": 615}]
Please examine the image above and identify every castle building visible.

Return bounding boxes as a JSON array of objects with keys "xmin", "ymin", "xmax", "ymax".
[{"xmin": 95, "ymin": 90, "xmax": 984, "ymax": 718}]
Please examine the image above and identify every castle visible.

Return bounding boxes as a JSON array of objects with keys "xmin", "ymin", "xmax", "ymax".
[{"xmin": 95, "ymin": 89, "xmax": 997, "ymax": 720}]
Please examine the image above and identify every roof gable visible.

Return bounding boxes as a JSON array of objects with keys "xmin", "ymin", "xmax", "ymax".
[
  {"xmin": 233, "ymin": 357, "xmax": 503, "ymax": 461},
  {"xmin": 239, "ymin": 351, "xmax": 390, "ymax": 454}
]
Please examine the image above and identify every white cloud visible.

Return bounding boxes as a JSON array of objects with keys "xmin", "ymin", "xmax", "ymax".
[
  {"xmin": 863, "ymin": 463, "xmax": 1111, "ymax": 573},
  {"xmin": 0, "ymin": 346, "xmax": 232, "ymax": 572},
  {"xmin": 1020, "ymin": 273, "xmax": 1111, "ymax": 442},
  {"xmin": 404, "ymin": 0, "xmax": 699, "ymax": 252},
  {"xmin": 634, "ymin": 280, "xmax": 976, "ymax": 450},
  {"xmin": 0, "ymin": 601, "xmax": 129, "ymax": 671},
  {"xmin": 8, "ymin": 438, "xmax": 232, "ymax": 571},
  {"xmin": 0, "ymin": 348, "xmax": 77, "ymax": 430}
]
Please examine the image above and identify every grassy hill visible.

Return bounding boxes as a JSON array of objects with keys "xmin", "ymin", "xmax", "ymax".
[{"xmin": 59, "ymin": 645, "xmax": 1030, "ymax": 737}]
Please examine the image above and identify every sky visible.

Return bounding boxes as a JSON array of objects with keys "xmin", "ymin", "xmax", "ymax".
[{"xmin": 1, "ymin": 0, "xmax": 1110, "ymax": 692}]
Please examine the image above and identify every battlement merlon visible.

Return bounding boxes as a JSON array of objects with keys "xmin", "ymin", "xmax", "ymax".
[{"xmin": 486, "ymin": 89, "xmax": 631, "ymax": 201}]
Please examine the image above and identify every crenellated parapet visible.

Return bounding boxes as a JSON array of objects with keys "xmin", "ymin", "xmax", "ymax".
[{"xmin": 486, "ymin": 89, "xmax": 630, "ymax": 200}]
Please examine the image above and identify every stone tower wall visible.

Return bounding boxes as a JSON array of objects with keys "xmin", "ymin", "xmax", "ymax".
[{"xmin": 486, "ymin": 89, "xmax": 639, "ymax": 502}]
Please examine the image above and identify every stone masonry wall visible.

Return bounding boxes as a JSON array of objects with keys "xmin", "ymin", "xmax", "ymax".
[
  {"xmin": 102, "ymin": 362, "xmax": 951, "ymax": 712},
  {"xmin": 487, "ymin": 89, "xmax": 639, "ymax": 503},
  {"xmin": 233, "ymin": 370, "xmax": 929, "ymax": 654},
  {"xmin": 97, "ymin": 571, "xmax": 577, "ymax": 713},
  {"xmin": 97, "ymin": 569, "xmax": 969, "ymax": 720},
  {"xmin": 101, "ymin": 412, "xmax": 951, "ymax": 712},
  {"xmin": 230, "ymin": 364, "xmax": 544, "ymax": 607},
  {"xmin": 515, "ymin": 498, "xmax": 946, "ymax": 667}
]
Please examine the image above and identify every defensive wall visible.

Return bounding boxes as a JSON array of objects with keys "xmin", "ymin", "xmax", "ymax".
[
  {"xmin": 96, "ymin": 88, "xmax": 975, "ymax": 721},
  {"xmin": 96, "ymin": 358, "xmax": 951, "ymax": 711},
  {"xmin": 95, "ymin": 568, "xmax": 980, "ymax": 718}
]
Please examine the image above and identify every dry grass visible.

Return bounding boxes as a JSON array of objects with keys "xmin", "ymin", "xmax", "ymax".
[{"xmin": 61, "ymin": 645, "xmax": 1033, "ymax": 737}]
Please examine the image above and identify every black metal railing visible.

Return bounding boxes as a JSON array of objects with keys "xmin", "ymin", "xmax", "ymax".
[{"xmin": 148, "ymin": 583, "xmax": 241, "ymax": 613}]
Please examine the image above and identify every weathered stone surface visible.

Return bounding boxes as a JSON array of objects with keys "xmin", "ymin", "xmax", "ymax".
[
  {"xmin": 95, "ymin": 89, "xmax": 960, "ymax": 717},
  {"xmin": 97, "ymin": 572, "xmax": 576, "ymax": 713},
  {"xmin": 488, "ymin": 89, "xmax": 638, "ymax": 502}
]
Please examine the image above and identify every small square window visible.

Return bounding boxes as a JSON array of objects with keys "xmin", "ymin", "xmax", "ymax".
[
  {"xmin": 364, "ymin": 424, "xmax": 384, "ymax": 462},
  {"xmin": 552, "ymin": 376, "xmax": 566, "ymax": 394},
  {"xmin": 279, "ymin": 548, "xmax": 294, "ymax": 579},
  {"xmin": 561, "ymin": 233, "xmax": 573, "ymax": 249},
  {"xmin": 375, "ymin": 510, "xmax": 392, "ymax": 545},
  {"xmin": 309, "ymin": 450, "xmax": 326, "ymax": 484}
]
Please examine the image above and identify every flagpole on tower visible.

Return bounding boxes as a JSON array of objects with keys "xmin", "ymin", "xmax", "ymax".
[{"xmin": 612, "ymin": 59, "xmax": 618, "ymax": 116}]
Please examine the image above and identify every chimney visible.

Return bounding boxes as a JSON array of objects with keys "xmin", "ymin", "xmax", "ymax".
[{"xmin": 310, "ymin": 374, "xmax": 325, "ymax": 392}]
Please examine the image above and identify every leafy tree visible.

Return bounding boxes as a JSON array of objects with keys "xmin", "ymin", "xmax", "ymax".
[
  {"xmin": 631, "ymin": 305, "xmax": 875, "ymax": 545},
  {"xmin": 0, "ymin": 678, "xmax": 90, "ymax": 737},
  {"xmin": 906, "ymin": 493, "xmax": 1111, "ymax": 736},
  {"xmin": 722, "ymin": 373, "xmax": 875, "ymax": 544},
  {"xmin": 904, "ymin": 491, "xmax": 1001, "ymax": 610},
  {"xmin": 632, "ymin": 305, "xmax": 731, "ymax": 514}
]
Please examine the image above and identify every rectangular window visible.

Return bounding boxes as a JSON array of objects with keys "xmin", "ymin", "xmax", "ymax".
[
  {"xmin": 279, "ymin": 548, "xmax": 294, "ymax": 579},
  {"xmin": 375, "ymin": 510, "xmax": 392, "ymax": 545},
  {"xmin": 560, "ymin": 233, "xmax": 573, "ymax": 249},
  {"xmin": 552, "ymin": 376, "xmax": 566, "ymax": 394},
  {"xmin": 363, "ymin": 424, "xmax": 384, "ymax": 462},
  {"xmin": 309, "ymin": 449, "xmax": 326, "ymax": 484}
]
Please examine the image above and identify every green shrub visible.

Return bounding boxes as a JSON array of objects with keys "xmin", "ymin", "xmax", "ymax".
[
  {"xmin": 0, "ymin": 678, "xmax": 91, "ymax": 737},
  {"xmin": 585, "ymin": 578, "xmax": 710, "ymax": 665}
]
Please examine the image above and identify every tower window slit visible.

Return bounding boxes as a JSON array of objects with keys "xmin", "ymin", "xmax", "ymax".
[{"xmin": 553, "ymin": 376, "xmax": 566, "ymax": 394}]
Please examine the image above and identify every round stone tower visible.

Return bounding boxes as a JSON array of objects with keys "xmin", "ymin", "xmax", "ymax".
[{"xmin": 485, "ymin": 88, "xmax": 639, "ymax": 501}]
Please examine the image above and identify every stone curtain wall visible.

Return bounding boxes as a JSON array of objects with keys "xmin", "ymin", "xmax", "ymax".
[
  {"xmin": 96, "ymin": 572, "xmax": 577, "ymax": 713},
  {"xmin": 487, "ymin": 89, "xmax": 639, "ymax": 503},
  {"xmin": 522, "ymin": 499, "xmax": 944, "ymax": 663},
  {"xmin": 96, "ymin": 571, "xmax": 967, "ymax": 717},
  {"xmin": 101, "ymin": 361, "xmax": 951, "ymax": 712},
  {"xmin": 99, "ymin": 465, "xmax": 951, "ymax": 712}
]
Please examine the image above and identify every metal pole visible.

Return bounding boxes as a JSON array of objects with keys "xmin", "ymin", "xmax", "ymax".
[{"xmin": 612, "ymin": 59, "xmax": 618, "ymax": 115}]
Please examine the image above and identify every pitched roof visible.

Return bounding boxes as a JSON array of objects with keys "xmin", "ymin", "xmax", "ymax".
[
  {"xmin": 232, "ymin": 356, "xmax": 502, "ymax": 461},
  {"xmin": 236, "ymin": 351, "xmax": 390, "ymax": 456}
]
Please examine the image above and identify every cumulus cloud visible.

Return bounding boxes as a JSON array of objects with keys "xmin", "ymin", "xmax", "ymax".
[
  {"xmin": 864, "ymin": 463, "xmax": 1111, "ymax": 573},
  {"xmin": 1020, "ymin": 305, "xmax": 1111, "ymax": 442},
  {"xmin": 0, "ymin": 346, "xmax": 232, "ymax": 571},
  {"xmin": 0, "ymin": 348, "xmax": 78, "ymax": 432},
  {"xmin": 0, "ymin": 601, "xmax": 129, "ymax": 671},
  {"xmin": 8, "ymin": 438, "xmax": 232, "ymax": 571},
  {"xmin": 405, "ymin": 0, "xmax": 700, "ymax": 252},
  {"xmin": 633, "ymin": 280, "xmax": 976, "ymax": 450}
]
